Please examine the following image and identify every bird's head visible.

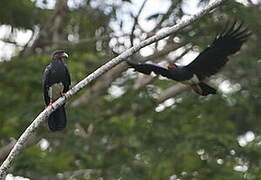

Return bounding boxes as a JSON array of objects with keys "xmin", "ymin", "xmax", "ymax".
[
  {"xmin": 52, "ymin": 50, "xmax": 69, "ymax": 61},
  {"xmin": 167, "ymin": 63, "xmax": 177, "ymax": 71}
]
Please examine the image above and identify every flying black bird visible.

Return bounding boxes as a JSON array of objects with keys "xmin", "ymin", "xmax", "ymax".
[
  {"xmin": 43, "ymin": 50, "xmax": 71, "ymax": 131},
  {"xmin": 127, "ymin": 21, "xmax": 251, "ymax": 96}
]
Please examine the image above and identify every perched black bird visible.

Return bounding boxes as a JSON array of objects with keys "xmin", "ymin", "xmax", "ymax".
[
  {"xmin": 127, "ymin": 21, "xmax": 251, "ymax": 96},
  {"xmin": 43, "ymin": 50, "xmax": 71, "ymax": 131}
]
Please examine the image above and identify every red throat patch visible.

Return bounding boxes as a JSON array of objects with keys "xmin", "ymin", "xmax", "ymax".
[{"xmin": 167, "ymin": 64, "xmax": 177, "ymax": 70}]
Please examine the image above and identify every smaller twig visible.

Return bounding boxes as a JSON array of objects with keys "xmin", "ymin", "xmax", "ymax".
[
  {"xmin": 247, "ymin": 0, "xmax": 254, "ymax": 5},
  {"xmin": 153, "ymin": 0, "xmax": 181, "ymax": 31},
  {"xmin": 169, "ymin": 44, "xmax": 193, "ymax": 63},
  {"xmin": 19, "ymin": 30, "xmax": 36, "ymax": 57},
  {"xmin": 130, "ymin": 0, "xmax": 148, "ymax": 46},
  {"xmin": 0, "ymin": 39, "xmax": 21, "ymax": 46},
  {"xmin": 0, "ymin": 140, "xmax": 16, "ymax": 163},
  {"xmin": 143, "ymin": 42, "xmax": 187, "ymax": 62}
]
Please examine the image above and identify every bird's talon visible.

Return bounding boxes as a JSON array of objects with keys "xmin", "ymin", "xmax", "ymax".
[
  {"xmin": 61, "ymin": 92, "xmax": 67, "ymax": 99},
  {"xmin": 47, "ymin": 102, "xmax": 54, "ymax": 110}
]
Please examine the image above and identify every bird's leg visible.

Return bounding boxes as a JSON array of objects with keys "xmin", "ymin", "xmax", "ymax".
[
  {"xmin": 61, "ymin": 92, "xmax": 68, "ymax": 99},
  {"xmin": 191, "ymin": 84, "xmax": 203, "ymax": 95},
  {"xmin": 60, "ymin": 92, "xmax": 68, "ymax": 99},
  {"xmin": 47, "ymin": 100, "xmax": 54, "ymax": 110}
]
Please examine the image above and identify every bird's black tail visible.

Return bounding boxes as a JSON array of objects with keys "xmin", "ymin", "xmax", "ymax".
[
  {"xmin": 198, "ymin": 82, "xmax": 217, "ymax": 96},
  {"xmin": 192, "ymin": 82, "xmax": 217, "ymax": 96},
  {"xmin": 48, "ymin": 105, "xmax": 67, "ymax": 131}
]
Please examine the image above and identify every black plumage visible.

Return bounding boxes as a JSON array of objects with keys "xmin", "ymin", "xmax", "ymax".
[
  {"xmin": 127, "ymin": 21, "xmax": 251, "ymax": 96},
  {"xmin": 43, "ymin": 50, "xmax": 71, "ymax": 131}
]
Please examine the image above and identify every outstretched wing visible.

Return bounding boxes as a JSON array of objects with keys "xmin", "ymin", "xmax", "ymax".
[
  {"xmin": 127, "ymin": 61, "xmax": 172, "ymax": 79},
  {"xmin": 186, "ymin": 21, "xmax": 251, "ymax": 79}
]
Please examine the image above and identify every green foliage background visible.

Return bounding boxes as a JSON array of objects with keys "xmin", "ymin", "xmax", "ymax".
[{"xmin": 0, "ymin": 0, "xmax": 260, "ymax": 179}]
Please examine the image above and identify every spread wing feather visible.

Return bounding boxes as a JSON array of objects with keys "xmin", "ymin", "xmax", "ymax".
[
  {"xmin": 186, "ymin": 21, "xmax": 251, "ymax": 79},
  {"xmin": 127, "ymin": 61, "xmax": 172, "ymax": 79}
]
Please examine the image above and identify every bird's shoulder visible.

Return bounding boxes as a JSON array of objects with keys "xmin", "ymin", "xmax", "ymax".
[
  {"xmin": 173, "ymin": 66, "xmax": 194, "ymax": 81},
  {"xmin": 43, "ymin": 64, "xmax": 52, "ymax": 77},
  {"xmin": 44, "ymin": 63, "xmax": 52, "ymax": 71},
  {"xmin": 47, "ymin": 61, "xmax": 68, "ymax": 73}
]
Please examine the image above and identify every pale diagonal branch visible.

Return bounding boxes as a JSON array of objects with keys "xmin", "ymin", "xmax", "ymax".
[{"xmin": 0, "ymin": 0, "xmax": 228, "ymax": 177}]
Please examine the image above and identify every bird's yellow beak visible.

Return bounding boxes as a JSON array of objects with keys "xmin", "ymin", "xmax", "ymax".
[{"xmin": 62, "ymin": 52, "xmax": 69, "ymax": 58}]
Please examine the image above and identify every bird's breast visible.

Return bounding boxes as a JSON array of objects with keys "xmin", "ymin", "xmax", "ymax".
[
  {"xmin": 49, "ymin": 64, "xmax": 67, "ymax": 82},
  {"xmin": 48, "ymin": 83, "xmax": 64, "ymax": 101}
]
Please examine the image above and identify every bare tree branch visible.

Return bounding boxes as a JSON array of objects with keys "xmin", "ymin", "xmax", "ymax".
[
  {"xmin": 153, "ymin": 0, "xmax": 182, "ymax": 31},
  {"xmin": 247, "ymin": 0, "xmax": 261, "ymax": 11},
  {"xmin": 171, "ymin": 44, "xmax": 192, "ymax": 60},
  {"xmin": 0, "ymin": 134, "xmax": 39, "ymax": 163},
  {"xmin": 0, "ymin": 0, "xmax": 228, "ymax": 177},
  {"xmin": 143, "ymin": 42, "xmax": 186, "ymax": 62},
  {"xmin": 51, "ymin": 0, "xmax": 68, "ymax": 48},
  {"xmin": 0, "ymin": 141, "xmax": 16, "ymax": 163},
  {"xmin": 22, "ymin": 0, "xmax": 68, "ymax": 56},
  {"xmin": 130, "ymin": 0, "xmax": 148, "ymax": 46},
  {"xmin": 0, "ymin": 40, "xmax": 20, "ymax": 46},
  {"xmin": 157, "ymin": 84, "xmax": 189, "ymax": 103}
]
